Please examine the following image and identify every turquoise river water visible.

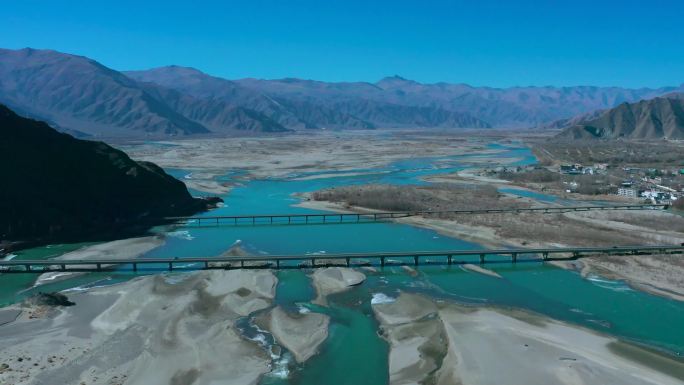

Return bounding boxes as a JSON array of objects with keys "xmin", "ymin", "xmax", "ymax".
[{"xmin": 2, "ymin": 143, "xmax": 684, "ymax": 384}]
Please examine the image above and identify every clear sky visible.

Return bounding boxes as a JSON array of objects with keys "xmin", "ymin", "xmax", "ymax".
[{"xmin": 1, "ymin": 0, "xmax": 682, "ymax": 88}]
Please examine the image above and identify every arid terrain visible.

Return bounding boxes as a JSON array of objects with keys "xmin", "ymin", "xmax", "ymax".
[
  {"xmin": 120, "ymin": 130, "xmax": 536, "ymax": 193},
  {"xmin": 4, "ymin": 132, "xmax": 684, "ymax": 385}
]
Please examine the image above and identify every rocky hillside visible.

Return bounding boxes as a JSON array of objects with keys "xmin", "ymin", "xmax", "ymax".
[
  {"xmin": 0, "ymin": 105, "xmax": 219, "ymax": 245},
  {"xmin": 556, "ymin": 94, "xmax": 684, "ymax": 139},
  {"xmin": 126, "ymin": 66, "xmax": 490, "ymax": 130},
  {"xmin": 3, "ymin": 47, "xmax": 684, "ymax": 137},
  {"xmin": 235, "ymin": 76, "xmax": 684, "ymax": 128},
  {"xmin": 0, "ymin": 48, "xmax": 210, "ymax": 137},
  {"xmin": 0, "ymin": 48, "xmax": 288, "ymax": 137}
]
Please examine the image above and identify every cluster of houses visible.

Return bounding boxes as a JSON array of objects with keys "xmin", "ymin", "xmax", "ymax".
[
  {"xmin": 612, "ymin": 167, "xmax": 683, "ymax": 204},
  {"xmin": 559, "ymin": 163, "xmax": 608, "ymax": 176},
  {"xmin": 558, "ymin": 164, "xmax": 683, "ymax": 203},
  {"xmin": 479, "ymin": 162, "xmax": 683, "ymax": 203},
  {"xmin": 617, "ymin": 181, "xmax": 680, "ymax": 204}
]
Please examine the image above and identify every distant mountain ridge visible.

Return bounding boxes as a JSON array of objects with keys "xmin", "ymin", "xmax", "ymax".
[
  {"xmin": 2, "ymin": 47, "xmax": 683, "ymax": 138},
  {"xmin": 0, "ymin": 48, "xmax": 210, "ymax": 137},
  {"xmin": 556, "ymin": 93, "xmax": 684, "ymax": 140},
  {"xmin": 0, "ymin": 48, "xmax": 292, "ymax": 137},
  {"xmin": 233, "ymin": 76, "xmax": 684, "ymax": 128},
  {"xmin": 125, "ymin": 66, "xmax": 491, "ymax": 130}
]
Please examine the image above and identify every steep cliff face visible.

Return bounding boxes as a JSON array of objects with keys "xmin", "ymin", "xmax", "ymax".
[{"xmin": 0, "ymin": 105, "xmax": 218, "ymax": 244}]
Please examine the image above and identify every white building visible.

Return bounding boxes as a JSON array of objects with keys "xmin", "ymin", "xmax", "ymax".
[{"xmin": 617, "ymin": 188, "xmax": 637, "ymax": 198}]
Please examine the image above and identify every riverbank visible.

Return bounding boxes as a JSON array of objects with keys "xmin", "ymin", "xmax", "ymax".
[
  {"xmin": 121, "ymin": 132, "xmax": 513, "ymax": 191},
  {"xmin": 2, "ymin": 255, "xmax": 683, "ymax": 384},
  {"xmin": 0, "ymin": 269, "xmax": 277, "ymax": 385},
  {"xmin": 300, "ymin": 187, "xmax": 684, "ymax": 301},
  {"xmin": 373, "ymin": 293, "xmax": 684, "ymax": 385}
]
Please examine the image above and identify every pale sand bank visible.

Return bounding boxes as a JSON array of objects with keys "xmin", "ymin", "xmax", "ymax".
[
  {"xmin": 123, "ymin": 134, "xmax": 505, "ymax": 180},
  {"xmin": 310, "ymin": 267, "xmax": 366, "ymax": 306},
  {"xmin": 462, "ymin": 263, "xmax": 502, "ymax": 278},
  {"xmin": 34, "ymin": 236, "xmax": 165, "ymax": 287},
  {"xmin": 374, "ymin": 293, "xmax": 684, "ymax": 385},
  {"xmin": 0, "ymin": 270, "xmax": 277, "ymax": 385},
  {"xmin": 260, "ymin": 306, "xmax": 330, "ymax": 363},
  {"xmin": 291, "ymin": 170, "xmax": 391, "ymax": 181},
  {"xmin": 553, "ymin": 256, "xmax": 684, "ymax": 302},
  {"xmin": 373, "ymin": 293, "xmax": 444, "ymax": 385}
]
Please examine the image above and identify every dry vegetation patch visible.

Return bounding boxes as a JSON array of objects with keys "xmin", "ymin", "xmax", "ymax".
[
  {"xmin": 532, "ymin": 140, "xmax": 684, "ymax": 168},
  {"xmin": 312, "ymin": 183, "xmax": 523, "ymax": 212}
]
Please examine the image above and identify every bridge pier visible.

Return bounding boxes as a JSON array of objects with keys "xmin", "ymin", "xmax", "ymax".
[
  {"xmin": 5, "ymin": 244, "xmax": 684, "ymax": 274},
  {"xmin": 168, "ymin": 204, "xmax": 665, "ymax": 229}
]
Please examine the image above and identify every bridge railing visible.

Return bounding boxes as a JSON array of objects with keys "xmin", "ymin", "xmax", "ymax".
[
  {"xmin": 2, "ymin": 244, "xmax": 682, "ymax": 274},
  {"xmin": 163, "ymin": 204, "xmax": 669, "ymax": 227}
]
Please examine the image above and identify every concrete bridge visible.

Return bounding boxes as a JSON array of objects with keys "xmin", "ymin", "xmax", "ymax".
[
  {"xmin": 2, "ymin": 244, "xmax": 682, "ymax": 274},
  {"xmin": 165, "ymin": 204, "xmax": 668, "ymax": 227}
]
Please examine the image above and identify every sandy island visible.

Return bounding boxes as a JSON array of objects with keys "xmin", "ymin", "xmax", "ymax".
[
  {"xmin": 258, "ymin": 306, "xmax": 330, "ymax": 363},
  {"xmin": 310, "ymin": 267, "xmax": 366, "ymax": 306},
  {"xmin": 373, "ymin": 292, "xmax": 684, "ymax": 385},
  {"xmin": 0, "ymin": 270, "xmax": 277, "ymax": 385}
]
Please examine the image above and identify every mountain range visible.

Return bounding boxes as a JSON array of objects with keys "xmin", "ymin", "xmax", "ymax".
[
  {"xmin": 556, "ymin": 93, "xmax": 684, "ymax": 140},
  {"xmin": 1, "ymin": 47, "xmax": 683, "ymax": 138}
]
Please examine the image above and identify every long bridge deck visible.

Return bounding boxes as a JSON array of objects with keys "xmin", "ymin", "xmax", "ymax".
[
  {"xmin": 165, "ymin": 204, "xmax": 668, "ymax": 227},
  {"xmin": 2, "ymin": 244, "xmax": 682, "ymax": 274}
]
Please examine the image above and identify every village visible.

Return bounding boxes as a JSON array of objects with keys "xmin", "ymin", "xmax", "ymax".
[{"xmin": 481, "ymin": 162, "xmax": 684, "ymax": 205}]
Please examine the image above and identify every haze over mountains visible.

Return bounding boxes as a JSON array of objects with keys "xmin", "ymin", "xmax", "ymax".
[{"xmin": 2, "ymin": 47, "xmax": 683, "ymax": 139}]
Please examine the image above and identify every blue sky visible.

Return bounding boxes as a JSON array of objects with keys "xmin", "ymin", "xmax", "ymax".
[{"xmin": 1, "ymin": 0, "xmax": 682, "ymax": 87}]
